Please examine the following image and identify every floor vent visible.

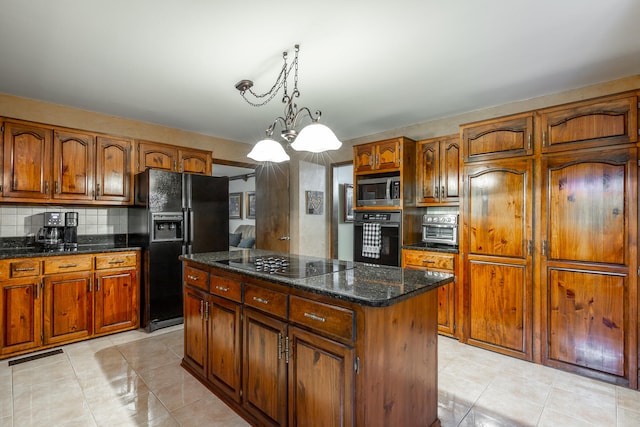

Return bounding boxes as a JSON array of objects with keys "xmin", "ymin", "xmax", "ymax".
[{"xmin": 8, "ymin": 349, "xmax": 63, "ymax": 366}]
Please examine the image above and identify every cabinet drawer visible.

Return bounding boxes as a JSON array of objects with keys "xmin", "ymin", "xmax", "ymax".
[
  {"xmin": 210, "ymin": 274, "xmax": 241, "ymax": 302},
  {"xmin": 244, "ymin": 284, "xmax": 287, "ymax": 319},
  {"xmin": 403, "ymin": 251, "xmax": 454, "ymax": 271},
  {"xmin": 184, "ymin": 265, "xmax": 209, "ymax": 291},
  {"xmin": 95, "ymin": 252, "xmax": 137, "ymax": 270},
  {"xmin": 43, "ymin": 255, "xmax": 92, "ymax": 274},
  {"xmin": 9, "ymin": 259, "xmax": 41, "ymax": 278},
  {"xmin": 289, "ymin": 296, "xmax": 354, "ymax": 342}
]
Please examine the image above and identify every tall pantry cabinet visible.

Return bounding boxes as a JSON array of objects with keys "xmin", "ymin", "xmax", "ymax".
[{"xmin": 460, "ymin": 92, "xmax": 639, "ymax": 388}]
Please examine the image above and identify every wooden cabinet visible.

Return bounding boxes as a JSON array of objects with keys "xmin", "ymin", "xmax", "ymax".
[
  {"xmin": 52, "ymin": 129, "xmax": 95, "ymax": 202},
  {"xmin": 540, "ymin": 148, "xmax": 637, "ymax": 385},
  {"xmin": 537, "ymin": 93, "xmax": 637, "ymax": 153},
  {"xmin": 353, "ymin": 137, "xmax": 413, "ymax": 174},
  {"xmin": 403, "ymin": 249, "xmax": 457, "ymax": 337},
  {"xmin": 287, "ymin": 325, "xmax": 354, "ymax": 427},
  {"xmin": 95, "ymin": 136, "xmax": 133, "ymax": 204},
  {"xmin": 1, "ymin": 119, "xmax": 133, "ymax": 205},
  {"xmin": 0, "ymin": 251, "xmax": 140, "ymax": 360},
  {"xmin": 462, "ymin": 158, "xmax": 534, "ymax": 360},
  {"xmin": 137, "ymin": 140, "xmax": 212, "ymax": 175},
  {"xmin": 2, "ymin": 120, "xmax": 52, "ymax": 200},
  {"xmin": 461, "ymin": 112, "xmax": 533, "ymax": 162},
  {"xmin": 416, "ymin": 134, "xmax": 460, "ymax": 205},
  {"xmin": 243, "ymin": 308, "xmax": 288, "ymax": 427},
  {"xmin": 0, "ymin": 277, "xmax": 42, "ymax": 357},
  {"xmin": 183, "ymin": 285, "xmax": 208, "ymax": 376},
  {"xmin": 94, "ymin": 253, "xmax": 139, "ymax": 335}
]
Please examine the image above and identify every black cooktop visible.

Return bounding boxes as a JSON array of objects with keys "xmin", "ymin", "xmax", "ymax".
[{"xmin": 220, "ymin": 255, "xmax": 355, "ymax": 279}]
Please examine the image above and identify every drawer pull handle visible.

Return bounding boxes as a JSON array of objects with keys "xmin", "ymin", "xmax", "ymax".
[
  {"xmin": 14, "ymin": 267, "xmax": 36, "ymax": 272},
  {"xmin": 215, "ymin": 285, "xmax": 229, "ymax": 292},
  {"xmin": 187, "ymin": 275, "xmax": 200, "ymax": 281},
  {"xmin": 108, "ymin": 260, "xmax": 126, "ymax": 264},
  {"xmin": 58, "ymin": 264, "xmax": 78, "ymax": 268},
  {"xmin": 253, "ymin": 296, "xmax": 269, "ymax": 305},
  {"xmin": 422, "ymin": 260, "xmax": 435, "ymax": 264},
  {"xmin": 304, "ymin": 312, "xmax": 326, "ymax": 323}
]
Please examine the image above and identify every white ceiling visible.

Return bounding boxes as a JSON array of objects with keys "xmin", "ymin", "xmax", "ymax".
[{"xmin": 1, "ymin": 1, "xmax": 639, "ymax": 147}]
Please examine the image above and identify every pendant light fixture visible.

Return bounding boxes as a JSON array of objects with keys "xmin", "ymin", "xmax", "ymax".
[{"xmin": 236, "ymin": 44, "xmax": 342, "ymax": 162}]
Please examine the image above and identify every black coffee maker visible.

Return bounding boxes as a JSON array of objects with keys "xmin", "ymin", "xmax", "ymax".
[
  {"xmin": 64, "ymin": 212, "xmax": 79, "ymax": 251},
  {"xmin": 37, "ymin": 212, "xmax": 65, "ymax": 251}
]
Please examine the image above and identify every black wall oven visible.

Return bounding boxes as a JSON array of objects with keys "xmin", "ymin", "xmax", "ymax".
[{"xmin": 353, "ymin": 211, "xmax": 402, "ymax": 267}]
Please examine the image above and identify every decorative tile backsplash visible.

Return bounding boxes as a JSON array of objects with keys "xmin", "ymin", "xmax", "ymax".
[{"xmin": 0, "ymin": 206, "xmax": 128, "ymax": 238}]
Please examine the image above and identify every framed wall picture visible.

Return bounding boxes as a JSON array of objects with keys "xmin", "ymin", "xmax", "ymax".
[
  {"xmin": 229, "ymin": 192, "xmax": 242, "ymax": 219},
  {"xmin": 306, "ymin": 191, "xmax": 324, "ymax": 215},
  {"xmin": 246, "ymin": 191, "xmax": 256, "ymax": 219},
  {"xmin": 344, "ymin": 184, "xmax": 354, "ymax": 222}
]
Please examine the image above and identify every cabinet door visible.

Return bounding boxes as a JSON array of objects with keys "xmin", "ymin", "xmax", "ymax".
[
  {"xmin": 0, "ymin": 279, "xmax": 42, "ymax": 356},
  {"xmin": 288, "ymin": 326, "xmax": 354, "ymax": 427},
  {"xmin": 440, "ymin": 136, "xmax": 460, "ymax": 202},
  {"xmin": 375, "ymin": 139, "xmax": 400, "ymax": 170},
  {"xmin": 243, "ymin": 308, "xmax": 287, "ymax": 427},
  {"xmin": 462, "ymin": 113, "xmax": 533, "ymax": 162},
  {"xmin": 353, "ymin": 143, "xmax": 375, "ymax": 173},
  {"xmin": 136, "ymin": 141, "xmax": 178, "ymax": 173},
  {"xmin": 541, "ymin": 148, "xmax": 636, "ymax": 383},
  {"xmin": 179, "ymin": 148, "xmax": 211, "ymax": 175},
  {"xmin": 207, "ymin": 295, "xmax": 242, "ymax": 402},
  {"xmin": 95, "ymin": 136, "xmax": 133, "ymax": 203},
  {"xmin": 94, "ymin": 269, "xmax": 138, "ymax": 335},
  {"xmin": 183, "ymin": 286, "xmax": 208, "ymax": 376},
  {"xmin": 416, "ymin": 140, "xmax": 439, "ymax": 204},
  {"xmin": 463, "ymin": 159, "xmax": 533, "ymax": 360},
  {"xmin": 52, "ymin": 129, "xmax": 95, "ymax": 201},
  {"xmin": 43, "ymin": 272, "xmax": 92, "ymax": 345},
  {"xmin": 2, "ymin": 121, "xmax": 52, "ymax": 199},
  {"xmin": 538, "ymin": 94, "xmax": 637, "ymax": 153}
]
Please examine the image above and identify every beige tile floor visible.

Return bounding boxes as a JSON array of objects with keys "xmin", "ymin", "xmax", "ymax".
[{"xmin": 1, "ymin": 326, "xmax": 639, "ymax": 427}]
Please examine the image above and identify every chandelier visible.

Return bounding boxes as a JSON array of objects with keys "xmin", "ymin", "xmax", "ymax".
[{"xmin": 235, "ymin": 44, "xmax": 342, "ymax": 163}]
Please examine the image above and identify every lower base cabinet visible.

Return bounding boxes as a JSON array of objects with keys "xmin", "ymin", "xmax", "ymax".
[
  {"xmin": 181, "ymin": 261, "xmax": 441, "ymax": 427},
  {"xmin": 0, "ymin": 251, "xmax": 140, "ymax": 360}
]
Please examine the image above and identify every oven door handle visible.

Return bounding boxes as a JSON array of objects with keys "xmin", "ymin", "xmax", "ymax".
[{"xmin": 355, "ymin": 222, "xmax": 400, "ymax": 228}]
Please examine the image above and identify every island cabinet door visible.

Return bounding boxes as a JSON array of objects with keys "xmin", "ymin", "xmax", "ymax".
[
  {"xmin": 183, "ymin": 286, "xmax": 208, "ymax": 377},
  {"xmin": 207, "ymin": 295, "xmax": 242, "ymax": 403},
  {"xmin": 242, "ymin": 308, "xmax": 288, "ymax": 427},
  {"xmin": 287, "ymin": 326, "xmax": 354, "ymax": 427},
  {"xmin": 463, "ymin": 158, "xmax": 534, "ymax": 360}
]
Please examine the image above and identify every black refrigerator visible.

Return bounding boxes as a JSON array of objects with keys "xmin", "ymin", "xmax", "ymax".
[{"xmin": 128, "ymin": 169, "xmax": 229, "ymax": 332}]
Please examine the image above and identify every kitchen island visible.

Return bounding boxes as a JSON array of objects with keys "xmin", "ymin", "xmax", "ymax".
[{"xmin": 180, "ymin": 249, "xmax": 453, "ymax": 427}]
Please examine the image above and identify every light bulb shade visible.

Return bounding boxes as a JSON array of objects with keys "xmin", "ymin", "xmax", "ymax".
[
  {"xmin": 290, "ymin": 123, "xmax": 342, "ymax": 153},
  {"xmin": 247, "ymin": 138, "xmax": 290, "ymax": 162}
]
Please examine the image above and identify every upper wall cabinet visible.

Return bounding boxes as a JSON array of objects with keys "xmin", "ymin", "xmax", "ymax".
[
  {"xmin": 461, "ymin": 113, "xmax": 534, "ymax": 162},
  {"xmin": 416, "ymin": 134, "xmax": 460, "ymax": 205},
  {"xmin": 1, "ymin": 119, "xmax": 133, "ymax": 205},
  {"xmin": 536, "ymin": 93, "xmax": 638, "ymax": 153},
  {"xmin": 2, "ymin": 121, "xmax": 52, "ymax": 200},
  {"xmin": 354, "ymin": 137, "xmax": 408, "ymax": 174},
  {"xmin": 136, "ymin": 140, "xmax": 212, "ymax": 175}
]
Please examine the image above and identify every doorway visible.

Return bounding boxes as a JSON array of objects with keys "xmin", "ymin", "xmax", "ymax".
[{"xmin": 331, "ymin": 162, "xmax": 354, "ymax": 261}]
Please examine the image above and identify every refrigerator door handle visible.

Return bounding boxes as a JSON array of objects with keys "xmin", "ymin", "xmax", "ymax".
[
  {"xmin": 182, "ymin": 208, "xmax": 189, "ymax": 244},
  {"xmin": 189, "ymin": 209, "xmax": 195, "ymax": 244}
]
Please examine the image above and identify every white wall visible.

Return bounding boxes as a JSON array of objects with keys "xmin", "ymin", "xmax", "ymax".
[
  {"xmin": 296, "ymin": 161, "xmax": 327, "ymax": 257},
  {"xmin": 336, "ymin": 164, "xmax": 354, "ymax": 261},
  {"xmin": 228, "ymin": 176, "xmax": 255, "ymax": 233}
]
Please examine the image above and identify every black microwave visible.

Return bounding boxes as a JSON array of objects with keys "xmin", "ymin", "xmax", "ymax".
[{"xmin": 356, "ymin": 176, "xmax": 401, "ymax": 207}]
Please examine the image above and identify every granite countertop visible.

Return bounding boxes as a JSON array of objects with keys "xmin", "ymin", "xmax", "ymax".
[
  {"xmin": 180, "ymin": 249, "xmax": 454, "ymax": 308},
  {"xmin": 0, "ymin": 244, "xmax": 142, "ymax": 260},
  {"xmin": 403, "ymin": 242, "xmax": 459, "ymax": 254}
]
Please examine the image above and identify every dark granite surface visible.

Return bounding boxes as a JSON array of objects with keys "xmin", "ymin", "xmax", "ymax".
[
  {"xmin": 0, "ymin": 234, "xmax": 141, "ymax": 259},
  {"xmin": 181, "ymin": 249, "xmax": 454, "ymax": 307},
  {"xmin": 403, "ymin": 242, "xmax": 459, "ymax": 254}
]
